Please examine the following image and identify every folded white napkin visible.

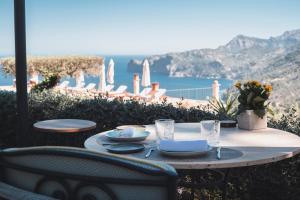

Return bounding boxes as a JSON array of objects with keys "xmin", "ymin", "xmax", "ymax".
[
  {"xmin": 117, "ymin": 127, "xmax": 135, "ymax": 138},
  {"xmin": 159, "ymin": 140, "xmax": 209, "ymax": 152}
]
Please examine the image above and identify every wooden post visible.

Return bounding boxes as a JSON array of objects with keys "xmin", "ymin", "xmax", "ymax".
[
  {"xmin": 151, "ymin": 82, "xmax": 159, "ymax": 92},
  {"xmin": 212, "ymin": 80, "xmax": 220, "ymax": 101},
  {"xmin": 14, "ymin": 0, "xmax": 28, "ymax": 146}
]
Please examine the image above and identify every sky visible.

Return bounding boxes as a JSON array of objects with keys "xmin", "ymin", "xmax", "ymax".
[{"xmin": 1, "ymin": 0, "xmax": 300, "ymax": 56}]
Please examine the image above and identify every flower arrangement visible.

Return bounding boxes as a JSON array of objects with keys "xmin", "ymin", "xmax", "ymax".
[{"xmin": 235, "ymin": 80, "xmax": 272, "ymax": 118}]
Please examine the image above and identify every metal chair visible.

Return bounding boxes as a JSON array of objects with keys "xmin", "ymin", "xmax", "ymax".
[{"xmin": 0, "ymin": 146, "xmax": 178, "ymax": 200}]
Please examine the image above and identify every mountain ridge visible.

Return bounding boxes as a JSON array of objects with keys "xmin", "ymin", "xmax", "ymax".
[{"xmin": 127, "ymin": 29, "xmax": 300, "ymax": 106}]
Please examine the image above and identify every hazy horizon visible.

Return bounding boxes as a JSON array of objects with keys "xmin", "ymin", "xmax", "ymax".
[{"xmin": 1, "ymin": 0, "xmax": 300, "ymax": 55}]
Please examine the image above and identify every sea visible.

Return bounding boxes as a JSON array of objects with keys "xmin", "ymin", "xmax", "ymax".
[{"xmin": 0, "ymin": 55, "xmax": 233, "ymax": 99}]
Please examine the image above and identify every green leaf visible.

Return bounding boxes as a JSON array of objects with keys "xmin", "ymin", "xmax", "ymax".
[
  {"xmin": 253, "ymin": 96, "xmax": 266, "ymax": 103},
  {"xmin": 254, "ymin": 109, "xmax": 266, "ymax": 118},
  {"xmin": 267, "ymin": 107, "xmax": 275, "ymax": 116},
  {"xmin": 247, "ymin": 92, "xmax": 255, "ymax": 105}
]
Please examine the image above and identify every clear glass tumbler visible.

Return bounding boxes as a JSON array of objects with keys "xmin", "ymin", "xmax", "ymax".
[
  {"xmin": 155, "ymin": 119, "xmax": 175, "ymax": 142},
  {"xmin": 200, "ymin": 120, "xmax": 220, "ymax": 146}
]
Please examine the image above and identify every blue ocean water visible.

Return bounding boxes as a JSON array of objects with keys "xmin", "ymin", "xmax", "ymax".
[{"xmin": 0, "ymin": 55, "xmax": 232, "ymax": 98}]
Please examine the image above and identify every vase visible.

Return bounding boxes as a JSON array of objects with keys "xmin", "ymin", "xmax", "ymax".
[{"xmin": 237, "ymin": 110, "xmax": 267, "ymax": 130}]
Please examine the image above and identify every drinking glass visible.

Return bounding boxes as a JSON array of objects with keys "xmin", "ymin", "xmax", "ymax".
[
  {"xmin": 155, "ymin": 119, "xmax": 175, "ymax": 142},
  {"xmin": 200, "ymin": 120, "xmax": 220, "ymax": 146}
]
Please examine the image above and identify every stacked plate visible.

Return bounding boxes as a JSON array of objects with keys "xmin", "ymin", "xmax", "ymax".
[
  {"xmin": 104, "ymin": 126, "xmax": 150, "ymax": 154},
  {"xmin": 105, "ymin": 129, "xmax": 150, "ymax": 142}
]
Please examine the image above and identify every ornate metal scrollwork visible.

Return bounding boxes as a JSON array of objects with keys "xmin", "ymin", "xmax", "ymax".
[
  {"xmin": 74, "ymin": 182, "xmax": 117, "ymax": 200},
  {"xmin": 82, "ymin": 194, "xmax": 97, "ymax": 200},
  {"xmin": 34, "ymin": 176, "xmax": 117, "ymax": 200},
  {"xmin": 34, "ymin": 177, "xmax": 72, "ymax": 199},
  {"xmin": 52, "ymin": 190, "xmax": 67, "ymax": 200}
]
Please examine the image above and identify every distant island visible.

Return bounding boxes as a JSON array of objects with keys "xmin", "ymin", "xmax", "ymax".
[{"xmin": 128, "ymin": 29, "xmax": 300, "ymax": 107}]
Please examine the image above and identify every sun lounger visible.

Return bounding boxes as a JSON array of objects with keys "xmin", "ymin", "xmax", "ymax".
[
  {"xmin": 56, "ymin": 81, "xmax": 69, "ymax": 89},
  {"xmin": 78, "ymin": 83, "xmax": 85, "ymax": 88},
  {"xmin": 126, "ymin": 87, "xmax": 151, "ymax": 100},
  {"xmin": 139, "ymin": 87, "xmax": 152, "ymax": 98},
  {"xmin": 84, "ymin": 83, "xmax": 96, "ymax": 91},
  {"xmin": 135, "ymin": 88, "xmax": 166, "ymax": 101},
  {"xmin": 153, "ymin": 88, "xmax": 167, "ymax": 100},
  {"xmin": 106, "ymin": 84, "xmax": 114, "ymax": 92},
  {"xmin": 108, "ymin": 85, "xmax": 127, "ymax": 96},
  {"xmin": 68, "ymin": 83, "xmax": 95, "ymax": 93}
]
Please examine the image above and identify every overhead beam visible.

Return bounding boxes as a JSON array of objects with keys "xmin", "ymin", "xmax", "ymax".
[{"xmin": 14, "ymin": 0, "xmax": 28, "ymax": 146}]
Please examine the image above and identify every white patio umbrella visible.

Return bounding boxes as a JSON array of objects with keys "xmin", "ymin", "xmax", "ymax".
[
  {"xmin": 107, "ymin": 58, "xmax": 114, "ymax": 84},
  {"xmin": 75, "ymin": 70, "xmax": 85, "ymax": 88},
  {"xmin": 141, "ymin": 59, "xmax": 151, "ymax": 87},
  {"xmin": 98, "ymin": 62, "xmax": 106, "ymax": 92}
]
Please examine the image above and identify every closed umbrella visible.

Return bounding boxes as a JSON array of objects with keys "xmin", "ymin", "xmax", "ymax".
[
  {"xmin": 107, "ymin": 58, "xmax": 114, "ymax": 84},
  {"xmin": 98, "ymin": 63, "xmax": 106, "ymax": 92},
  {"xmin": 142, "ymin": 59, "xmax": 151, "ymax": 87},
  {"xmin": 75, "ymin": 70, "xmax": 85, "ymax": 88},
  {"xmin": 30, "ymin": 71, "xmax": 39, "ymax": 84}
]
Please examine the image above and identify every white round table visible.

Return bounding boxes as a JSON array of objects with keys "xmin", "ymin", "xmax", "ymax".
[
  {"xmin": 34, "ymin": 119, "xmax": 96, "ymax": 133},
  {"xmin": 84, "ymin": 123, "xmax": 300, "ymax": 169},
  {"xmin": 34, "ymin": 119, "xmax": 97, "ymax": 146}
]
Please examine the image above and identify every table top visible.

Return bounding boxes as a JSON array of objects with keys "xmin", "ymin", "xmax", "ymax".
[
  {"xmin": 84, "ymin": 123, "xmax": 300, "ymax": 169},
  {"xmin": 34, "ymin": 119, "xmax": 97, "ymax": 133}
]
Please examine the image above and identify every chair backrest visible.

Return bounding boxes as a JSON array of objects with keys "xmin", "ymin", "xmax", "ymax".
[
  {"xmin": 0, "ymin": 146, "xmax": 177, "ymax": 200},
  {"xmin": 154, "ymin": 89, "xmax": 167, "ymax": 99},
  {"xmin": 76, "ymin": 82, "xmax": 85, "ymax": 89},
  {"xmin": 114, "ymin": 85, "xmax": 127, "ymax": 94},
  {"xmin": 139, "ymin": 88, "xmax": 152, "ymax": 97},
  {"xmin": 85, "ymin": 83, "xmax": 96, "ymax": 90},
  {"xmin": 58, "ymin": 81, "xmax": 69, "ymax": 88},
  {"xmin": 106, "ymin": 85, "xmax": 114, "ymax": 92}
]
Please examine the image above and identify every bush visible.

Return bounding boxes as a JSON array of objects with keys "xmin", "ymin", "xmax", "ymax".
[
  {"xmin": 31, "ymin": 75, "xmax": 60, "ymax": 92},
  {"xmin": 0, "ymin": 90, "xmax": 216, "ymax": 146},
  {"xmin": 0, "ymin": 91, "xmax": 17, "ymax": 146},
  {"xmin": 269, "ymin": 106, "xmax": 300, "ymax": 136},
  {"xmin": 28, "ymin": 90, "xmax": 216, "ymax": 130}
]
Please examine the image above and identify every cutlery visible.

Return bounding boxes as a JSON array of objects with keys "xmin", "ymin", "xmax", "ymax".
[
  {"xmin": 145, "ymin": 148, "xmax": 155, "ymax": 158},
  {"xmin": 102, "ymin": 142, "xmax": 156, "ymax": 147},
  {"xmin": 216, "ymin": 147, "xmax": 221, "ymax": 160},
  {"xmin": 102, "ymin": 143, "xmax": 118, "ymax": 146}
]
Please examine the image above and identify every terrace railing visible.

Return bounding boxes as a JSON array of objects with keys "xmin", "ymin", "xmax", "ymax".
[
  {"xmin": 166, "ymin": 87, "xmax": 212, "ymax": 100},
  {"xmin": 166, "ymin": 80, "xmax": 221, "ymax": 100}
]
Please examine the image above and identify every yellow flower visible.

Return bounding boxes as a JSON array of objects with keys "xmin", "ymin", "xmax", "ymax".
[
  {"xmin": 250, "ymin": 80, "xmax": 261, "ymax": 87},
  {"xmin": 264, "ymin": 84, "xmax": 272, "ymax": 92},
  {"xmin": 235, "ymin": 82, "xmax": 241, "ymax": 89}
]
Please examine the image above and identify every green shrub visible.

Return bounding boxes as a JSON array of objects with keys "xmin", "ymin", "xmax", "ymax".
[
  {"xmin": 0, "ymin": 90, "xmax": 216, "ymax": 145},
  {"xmin": 31, "ymin": 75, "xmax": 60, "ymax": 93},
  {"xmin": 268, "ymin": 106, "xmax": 300, "ymax": 136},
  {"xmin": 0, "ymin": 91, "xmax": 17, "ymax": 146},
  {"xmin": 28, "ymin": 90, "xmax": 216, "ymax": 131}
]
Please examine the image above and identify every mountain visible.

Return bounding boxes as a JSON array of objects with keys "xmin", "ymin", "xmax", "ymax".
[{"xmin": 127, "ymin": 29, "xmax": 300, "ymax": 107}]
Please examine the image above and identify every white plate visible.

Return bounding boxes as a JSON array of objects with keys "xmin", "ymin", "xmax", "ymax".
[
  {"xmin": 105, "ymin": 130, "xmax": 150, "ymax": 142},
  {"xmin": 116, "ymin": 125, "xmax": 146, "ymax": 131},
  {"xmin": 158, "ymin": 146, "xmax": 213, "ymax": 157}
]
